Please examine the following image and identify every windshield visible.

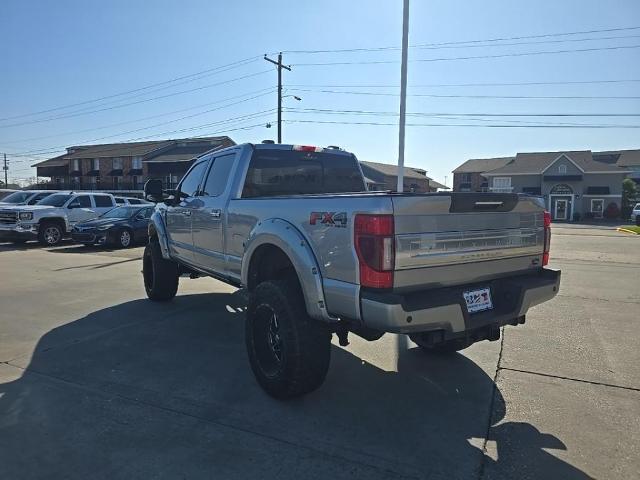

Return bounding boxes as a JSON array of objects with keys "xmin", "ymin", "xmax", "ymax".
[
  {"xmin": 242, "ymin": 150, "xmax": 366, "ymax": 198},
  {"xmin": 101, "ymin": 206, "xmax": 136, "ymax": 219},
  {"xmin": 37, "ymin": 194, "xmax": 72, "ymax": 207},
  {"xmin": 0, "ymin": 191, "xmax": 33, "ymax": 204}
]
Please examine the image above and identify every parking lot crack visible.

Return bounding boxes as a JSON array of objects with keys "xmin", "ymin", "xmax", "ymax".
[
  {"xmin": 477, "ymin": 327, "xmax": 506, "ymax": 479},
  {"xmin": 497, "ymin": 367, "xmax": 640, "ymax": 392}
]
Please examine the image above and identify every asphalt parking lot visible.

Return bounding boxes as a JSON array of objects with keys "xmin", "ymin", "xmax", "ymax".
[{"xmin": 1, "ymin": 225, "xmax": 638, "ymax": 480}]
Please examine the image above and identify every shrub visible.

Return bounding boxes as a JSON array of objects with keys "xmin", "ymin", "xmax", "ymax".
[{"xmin": 604, "ymin": 202, "xmax": 620, "ymax": 219}]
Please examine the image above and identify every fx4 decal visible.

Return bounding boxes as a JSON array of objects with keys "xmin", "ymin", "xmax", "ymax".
[{"xmin": 309, "ymin": 211, "xmax": 347, "ymax": 228}]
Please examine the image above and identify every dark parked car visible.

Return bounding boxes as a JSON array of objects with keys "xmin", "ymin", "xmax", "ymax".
[{"xmin": 71, "ymin": 205, "xmax": 154, "ymax": 248}]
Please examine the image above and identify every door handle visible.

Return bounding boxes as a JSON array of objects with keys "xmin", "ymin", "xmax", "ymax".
[{"xmin": 210, "ymin": 209, "xmax": 221, "ymax": 218}]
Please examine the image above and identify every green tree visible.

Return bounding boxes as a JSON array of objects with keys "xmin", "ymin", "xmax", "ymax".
[{"xmin": 621, "ymin": 178, "xmax": 638, "ymax": 219}]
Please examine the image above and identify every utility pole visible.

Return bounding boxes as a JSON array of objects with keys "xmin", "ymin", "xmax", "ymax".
[
  {"xmin": 264, "ymin": 52, "xmax": 291, "ymax": 143},
  {"xmin": 396, "ymin": 0, "xmax": 410, "ymax": 193},
  {"xmin": 3, "ymin": 153, "xmax": 7, "ymax": 186}
]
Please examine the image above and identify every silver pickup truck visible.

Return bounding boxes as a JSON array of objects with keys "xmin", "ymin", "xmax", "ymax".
[{"xmin": 142, "ymin": 143, "xmax": 560, "ymax": 399}]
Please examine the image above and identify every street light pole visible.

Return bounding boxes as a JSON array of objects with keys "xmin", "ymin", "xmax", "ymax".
[
  {"xmin": 264, "ymin": 53, "xmax": 292, "ymax": 143},
  {"xmin": 396, "ymin": 0, "xmax": 410, "ymax": 193}
]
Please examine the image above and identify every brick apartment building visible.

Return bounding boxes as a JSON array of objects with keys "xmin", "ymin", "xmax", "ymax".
[
  {"xmin": 33, "ymin": 136, "xmax": 235, "ymax": 193},
  {"xmin": 360, "ymin": 161, "xmax": 448, "ymax": 192}
]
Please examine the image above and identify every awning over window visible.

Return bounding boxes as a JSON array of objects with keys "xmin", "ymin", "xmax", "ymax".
[
  {"xmin": 127, "ymin": 168, "xmax": 143, "ymax": 176},
  {"xmin": 69, "ymin": 170, "xmax": 82, "ymax": 177},
  {"xmin": 585, "ymin": 186, "xmax": 610, "ymax": 195},
  {"xmin": 108, "ymin": 169, "xmax": 123, "ymax": 176},
  {"xmin": 544, "ymin": 175, "xmax": 582, "ymax": 181},
  {"xmin": 86, "ymin": 170, "xmax": 100, "ymax": 177}
]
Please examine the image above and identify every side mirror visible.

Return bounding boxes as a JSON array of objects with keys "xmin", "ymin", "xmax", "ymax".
[
  {"xmin": 134, "ymin": 214, "xmax": 145, "ymax": 221},
  {"xmin": 68, "ymin": 201, "xmax": 80, "ymax": 209},
  {"xmin": 144, "ymin": 179, "xmax": 164, "ymax": 203}
]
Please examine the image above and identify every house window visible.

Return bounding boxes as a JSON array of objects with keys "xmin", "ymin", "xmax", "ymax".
[
  {"xmin": 492, "ymin": 177, "xmax": 512, "ymax": 192},
  {"xmin": 591, "ymin": 199, "xmax": 604, "ymax": 218},
  {"xmin": 92, "ymin": 158, "xmax": 100, "ymax": 170},
  {"xmin": 132, "ymin": 176, "xmax": 139, "ymax": 189},
  {"xmin": 112, "ymin": 157, "xmax": 123, "ymax": 170},
  {"xmin": 558, "ymin": 164, "xmax": 567, "ymax": 174},
  {"xmin": 90, "ymin": 176, "xmax": 98, "ymax": 187},
  {"xmin": 460, "ymin": 173, "xmax": 472, "ymax": 183},
  {"xmin": 113, "ymin": 176, "xmax": 121, "ymax": 189},
  {"xmin": 132, "ymin": 157, "xmax": 143, "ymax": 169},
  {"xmin": 72, "ymin": 159, "xmax": 80, "ymax": 171}
]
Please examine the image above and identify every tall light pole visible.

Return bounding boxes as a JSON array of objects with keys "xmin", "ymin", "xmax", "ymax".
[{"xmin": 396, "ymin": 0, "xmax": 410, "ymax": 193}]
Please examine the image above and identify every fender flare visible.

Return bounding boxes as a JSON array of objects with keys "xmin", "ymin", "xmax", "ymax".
[
  {"xmin": 148, "ymin": 211, "xmax": 171, "ymax": 260},
  {"xmin": 241, "ymin": 218, "xmax": 337, "ymax": 323},
  {"xmin": 38, "ymin": 216, "xmax": 68, "ymax": 232}
]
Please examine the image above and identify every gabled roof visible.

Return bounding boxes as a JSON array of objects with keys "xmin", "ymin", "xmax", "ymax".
[
  {"xmin": 360, "ymin": 160, "xmax": 426, "ymax": 180},
  {"xmin": 595, "ymin": 149, "xmax": 640, "ymax": 167},
  {"xmin": 31, "ymin": 153, "xmax": 69, "ymax": 168},
  {"xmin": 483, "ymin": 150, "xmax": 625, "ymax": 175},
  {"xmin": 428, "ymin": 178, "xmax": 449, "ymax": 190},
  {"xmin": 453, "ymin": 156, "xmax": 514, "ymax": 173}
]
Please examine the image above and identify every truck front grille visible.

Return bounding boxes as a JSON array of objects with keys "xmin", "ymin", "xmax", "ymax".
[{"xmin": 0, "ymin": 211, "xmax": 18, "ymax": 225}]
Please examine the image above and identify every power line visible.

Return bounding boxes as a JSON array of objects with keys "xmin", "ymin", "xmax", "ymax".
[
  {"xmin": 288, "ymin": 88, "xmax": 640, "ymax": 99},
  {"xmin": 1, "ymin": 87, "xmax": 276, "ymax": 146},
  {"xmin": 282, "ymin": 25, "xmax": 640, "ymax": 54},
  {"xmin": 4, "ymin": 90, "xmax": 274, "ymax": 153},
  {"xmin": 0, "ymin": 69, "xmax": 273, "ymax": 129},
  {"xmin": 0, "ymin": 56, "xmax": 262, "ymax": 122},
  {"xmin": 292, "ymin": 44, "xmax": 640, "ymax": 66},
  {"xmin": 285, "ymin": 108, "xmax": 637, "ymax": 127},
  {"xmin": 284, "ymin": 119, "xmax": 640, "ymax": 128},
  {"xmin": 287, "ymin": 79, "xmax": 640, "ymax": 88},
  {"xmin": 10, "ymin": 109, "xmax": 276, "ymax": 159},
  {"xmin": 285, "ymin": 107, "xmax": 640, "ymax": 117}
]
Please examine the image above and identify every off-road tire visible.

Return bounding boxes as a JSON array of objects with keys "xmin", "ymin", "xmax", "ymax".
[
  {"xmin": 411, "ymin": 335, "xmax": 473, "ymax": 354},
  {"xmin": 143, "ymin": 239, "xmax": 179, "ymax": 301},
  {"xmin": 246, "ymin": 279, "xmax": 331, "ymax": 399},
  {"xmin": 38, "ymin": 221, "xmax": 64, "ymax": 246},
  {"xmin": 116, "ymin": 227, "xmax": 133, "ymax": 248}
]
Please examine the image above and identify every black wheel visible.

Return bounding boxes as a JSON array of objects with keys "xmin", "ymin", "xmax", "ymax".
[
  {"xmin": 116, "ymin": 228, "xmax": 133, "ymax": 248},
  {"xmin": 246, "ymin": 279, "xmax": 331, "ymax": 399},
  {"xmin": 142, "ymin": 239, "xmax": 179, "ymax": 301},
  {"xmin": 38, "ymin": 222, "xmax": 63, "ymax": 246},
  {"xmin": 410, "ymin": 335, "xmax": 473, "ymax": 354}
]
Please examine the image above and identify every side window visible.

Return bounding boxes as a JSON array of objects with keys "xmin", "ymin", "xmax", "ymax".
[
  {"xmin": 128, "ymin": 198, "xmax": 141, "ymax": 205},
  {"xmin": 76, "ymin": 196, "xmax": 92, "ymax": 208},
  {"xmin": 141, "ymin": 207, "xmax": 154, "ymax": 218},
  {"xmin": 115, "ymin": 197, "xmax": 125, "ymax": 204},
  {"xmin": 201, "ymin": 154, "xmax": 236, "ymax": 197},
  {"xmin": 178, "ymin": 160, "xmax": 208, "ymax": 197},
  {"xmin": 93, "ymin": 195, "xmax": 114, "ymax": 207},
  {"xmin": 28, "ymin": 193, "xmax": 49, "ymax": 205}
]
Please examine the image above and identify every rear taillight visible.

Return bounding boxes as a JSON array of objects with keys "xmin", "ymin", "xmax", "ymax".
[
  {"xmin": 354, "ymin": 214, "xmax": 394, "ymax": 288},
  {"xmin": 543, "ymin": 211, "xmax": 551, "ymax": 266}
]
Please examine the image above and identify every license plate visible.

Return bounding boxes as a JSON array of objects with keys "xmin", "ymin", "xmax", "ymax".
[{"xmin": 463, "ymin": 287, "xmax": 493, "ymax": 313}]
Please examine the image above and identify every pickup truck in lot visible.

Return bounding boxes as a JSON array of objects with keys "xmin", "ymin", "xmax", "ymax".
[
  {"xmin": 0, "ymin": 191, "xmax": 116, "ymax": 245},
  {"xmin": 143, "ymin": 143, "xmax": 560, "ymax": 399}
]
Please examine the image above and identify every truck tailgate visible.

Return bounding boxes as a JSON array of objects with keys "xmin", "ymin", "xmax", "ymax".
[{"xmin": 392, "ymin": 193, "xmax": 546, "ymax": 291}]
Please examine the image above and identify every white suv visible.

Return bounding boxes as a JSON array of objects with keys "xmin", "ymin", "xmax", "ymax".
[
  {"xmin": 631, "ymin": 203, "xmax": 640, "ymax": 226},
  {"xmin": 0, "ymin": 192, "xmax": 116, "ymax": 245}
]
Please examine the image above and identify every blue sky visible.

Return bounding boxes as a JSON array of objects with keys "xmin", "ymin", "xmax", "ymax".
[{"xmin": 1, "ymin": 0, "xmax": 639, "ymax": 185}]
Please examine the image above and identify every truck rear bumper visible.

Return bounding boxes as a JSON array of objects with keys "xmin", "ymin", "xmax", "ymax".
[{"xmin": 360, "ymin": 268, "xmax": 560, "ymax": 335}]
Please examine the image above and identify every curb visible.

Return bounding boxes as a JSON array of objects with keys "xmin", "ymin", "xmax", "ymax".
[{"xmin": 616, "ymin": 228, "xmax": 640, "ymax": 235}]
